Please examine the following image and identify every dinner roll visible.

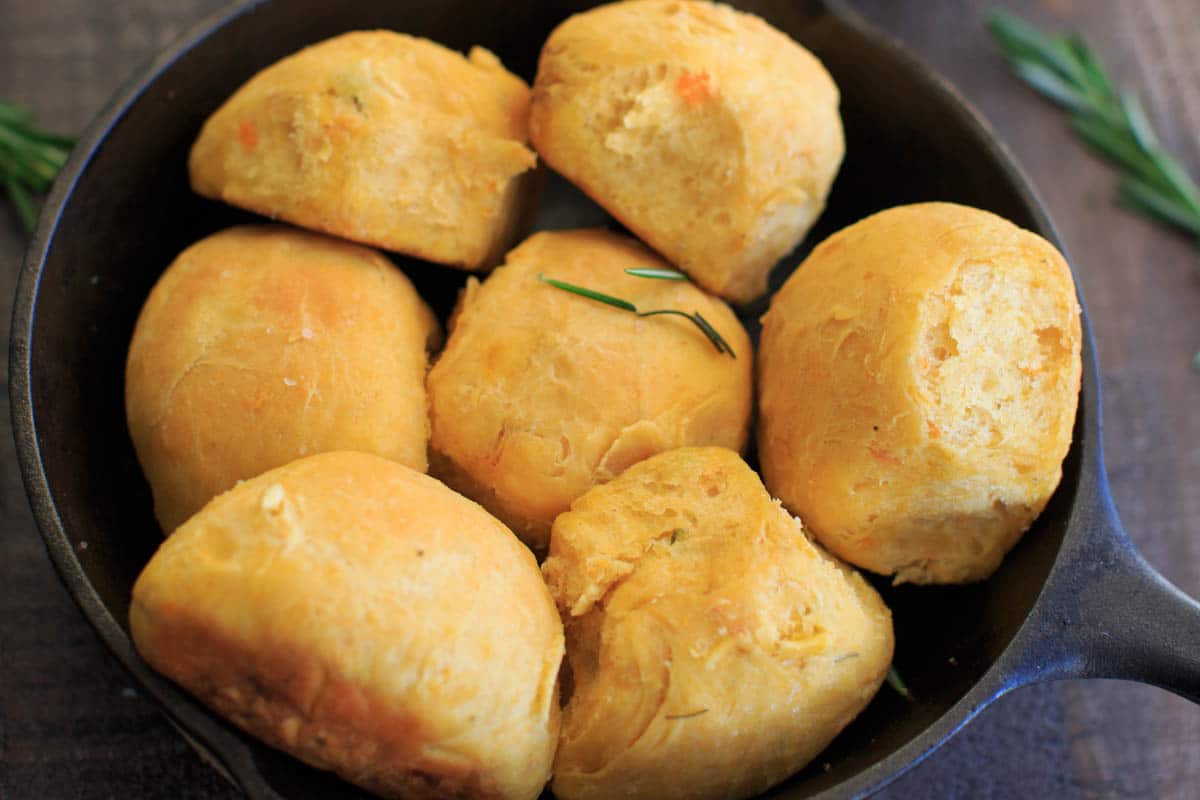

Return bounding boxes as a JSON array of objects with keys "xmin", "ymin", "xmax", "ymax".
[
  {"xmin": 529, "ymin": 0, "xmax": 843, "ymax": 304},
  {"xmin": 758, "ymin": 202, "xmax": 1082, "ymax": 584},
  {"xmin": 189, "ymin": 31, "xmax": 538, "ymax": 270},
  {"xmin": 130, "ymin": 451, "xmax": 564, "ymax": 800},
  {"xmin": 426, "ymin": 229, "xmax": 752, "ymax": 551},
  {"xmin": 126, "ymin": 225, "xmax": 438, "ymax": 533},
  {"xmin": 542, "ymin": 447, "xmax": 893, "ymax": 800}
]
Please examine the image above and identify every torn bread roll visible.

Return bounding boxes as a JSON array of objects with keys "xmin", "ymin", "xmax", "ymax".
[
  {"xmin": 542, "ymin": 447, "xmax": 893, "ymax": 800},
  {"xmin": 758, "ymin": 202, "xmax": 1082, "ymax": 584},
  {"xmin": 130, "ymin": 451, "xmax": 564, "ymax": 800},
  {"xmin": 189, "ymin": 31, "xmax": 539, "ymax": 269},
  {"xmin": 530, "ymin": 0, "xmax": 843, "ymax": 303}
]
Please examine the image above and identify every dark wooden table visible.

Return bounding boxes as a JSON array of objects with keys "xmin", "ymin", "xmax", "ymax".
[{"xmin": 2, "ymin": 1, "xmax": 1197, "ymax": 797}]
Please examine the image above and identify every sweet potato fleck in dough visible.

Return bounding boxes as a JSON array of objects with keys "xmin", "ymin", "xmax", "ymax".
[
  {"xmin": 426, "ymin": 229, "xmax": 752, "ymax": 552},
  {"xmin": 189, "ymin": 31, "xmax": 539, "ymax": 269},
  {"xmin": 758, "ymin": 202, "xmax": 1083, "ymax": 584},
  {"xmin": 130, "ymin": 452, "xmax": 564, "ymax": 800},
  {"xmin": 530, "ymin": 0, "xmax": 844, "ymax": 303},
  {"xmin": 125, "ymin": 225, "xmax": 438, "ymax": 533},
  {"xmin": 542, "ymin": 447, "xmax": 894, "ymax": 800}
]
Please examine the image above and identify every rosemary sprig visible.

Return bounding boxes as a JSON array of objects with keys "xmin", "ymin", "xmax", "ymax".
[
  {"xmin": 988, "ymin": 11, "xmax": 1200, "ymax": 370},
  {"xmin": 538, "ymin": 273, "xmax": 736, "ymax": 357},
  {"xmin": 988, "ymin": 12, "xmax": 1200, "ymax": 244},
  {"xmin": 0, "ymin": 100, "xmax": 74, "ymax": 233}
]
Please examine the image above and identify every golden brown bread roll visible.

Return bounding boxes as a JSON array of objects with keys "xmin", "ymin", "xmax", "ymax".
[
  {"xmin": 758, "ymin": 202, "xmax": 1083, "ymax": 584},
  {"xmin": 529, "ymin": 0, "xmax": 843, "ymax": 303},
  {"xmin": 125, "ymin": 224, "xmax": 438, "ymax": 533},
  {"xmin": 189, "ymin": 31, "xmax": 539, "ymax": 270},
  {"xmin": 130, "ymin": 451, "xmax": 564, "ymax": 800},
  {"xmin": 426, "ymin": 228, "xmax": 752, "ymax": 551},
  {"xmin": 542, "ymin": 447, "xmax": 893, "ymax": 800}
]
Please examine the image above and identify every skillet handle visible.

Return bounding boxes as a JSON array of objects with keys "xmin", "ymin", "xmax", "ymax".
[{"xmin": 1013, "ymin": 469, "xmax": 1200, "ymax": 703}]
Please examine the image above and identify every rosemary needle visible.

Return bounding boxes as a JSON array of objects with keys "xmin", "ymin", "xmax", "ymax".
[
  {"xmin": 624, "ymin": 267, "xmax": 689, "ymax": 281},
  {"xmin": 537, "ymin": 273, "xmax": 736, "ymax": 358},
  {"xmin": 539, "ymin": 274, "xmax": 637, "ymax": 312},
  {"xmin": 886, "ymin": 665, "xmax": 912, "ymax": 700}
]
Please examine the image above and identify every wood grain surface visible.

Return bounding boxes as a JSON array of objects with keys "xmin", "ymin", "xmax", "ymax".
[{"xmin": 1, "ymin": 1, "xmax": 1197, "ymax": 798}]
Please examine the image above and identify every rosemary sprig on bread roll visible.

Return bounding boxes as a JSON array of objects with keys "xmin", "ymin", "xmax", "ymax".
[{"xmin": 538, "ymin": 272, "xmax": 737, "ymax": 356}]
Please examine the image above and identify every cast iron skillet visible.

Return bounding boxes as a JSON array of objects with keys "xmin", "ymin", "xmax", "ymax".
[{"xmin": 11, "ymin": 0, "xmax": 1200, "ymax": 797}]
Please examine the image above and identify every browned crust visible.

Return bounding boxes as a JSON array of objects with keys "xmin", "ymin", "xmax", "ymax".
[{"xmin": 134, "ymin": 603, "xmax": 505, "ymax": 800}]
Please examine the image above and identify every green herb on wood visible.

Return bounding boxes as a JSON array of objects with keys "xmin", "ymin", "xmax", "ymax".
[
  {"xmin": 0, "ymin": 100, "xmax": 74, "ymax": 233},
  {"xmin": 988, "ymin": 11, "xmax": 1200, "ymax": 367},
  {"xmin": 988, "ymin": 11, "xmax": 1200, "ymax": 240},
  {"xmin": 538, "ymin": 273, "xmax": 736, "ymax": 357}
]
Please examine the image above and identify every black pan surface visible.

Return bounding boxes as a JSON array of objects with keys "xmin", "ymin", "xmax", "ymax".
[{"xmin": 11, "ymin": 1, "xmax": 1200, "ymax": 798}]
